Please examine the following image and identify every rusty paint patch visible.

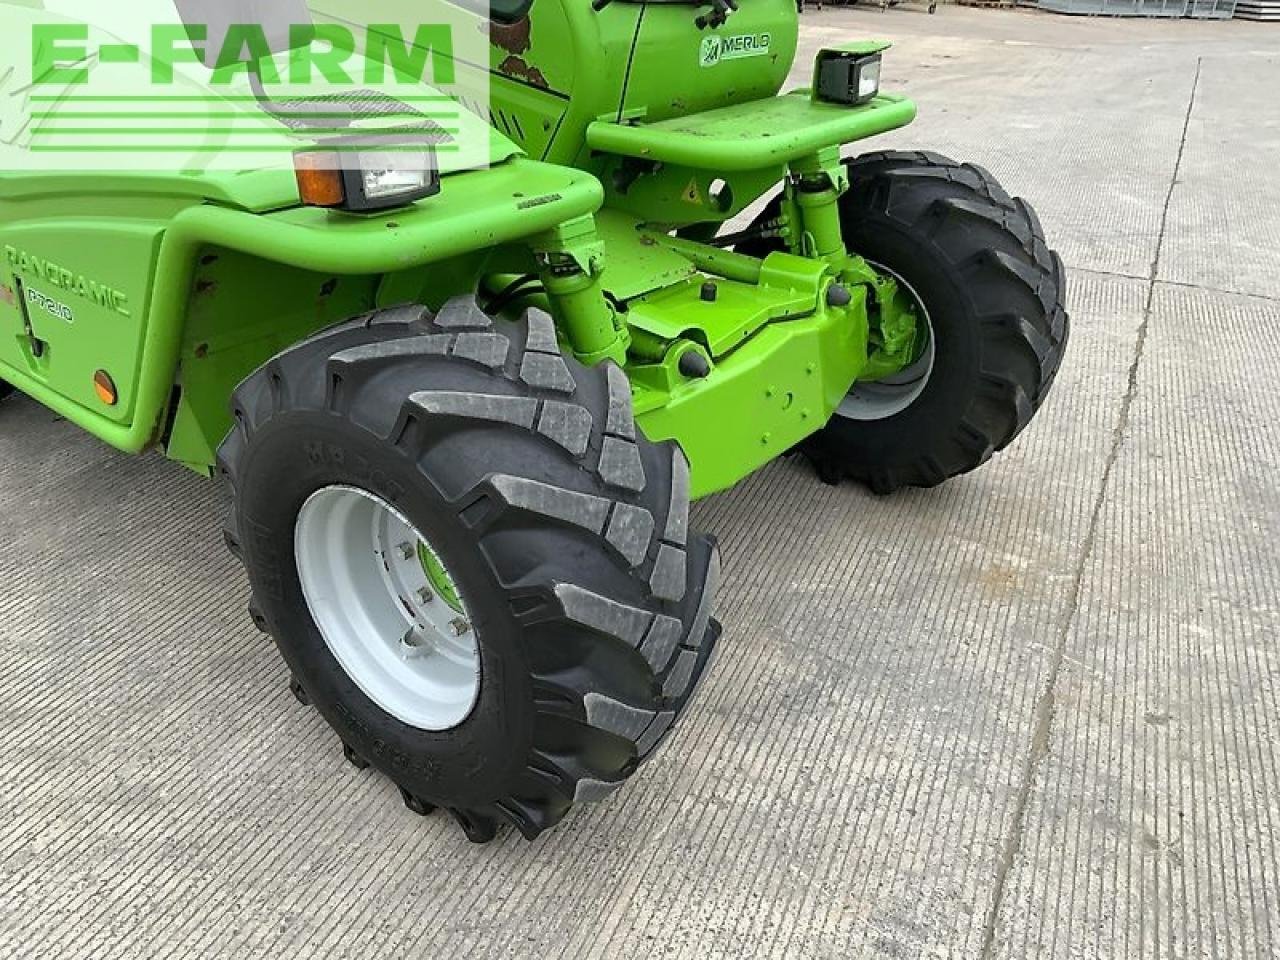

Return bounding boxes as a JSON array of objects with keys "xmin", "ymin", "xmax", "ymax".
[
  {"xmin": 490, "ymin": 18, "xmax": 532, "ymax": 56},
  {"xmin": 0, "ymin": 283, "xmax": 14, "ymax": 307},
  {"xmin": 498, "ymin": 56, "xmax": 549, "ymax": 90}
]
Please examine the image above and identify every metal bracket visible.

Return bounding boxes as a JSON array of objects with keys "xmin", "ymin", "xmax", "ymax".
[
  {"xmin": 532, "ymin": 214, "xmax": 607, "ymax": 278},
  {"xmin": 789, "ymin": 146, "xmax": 849, "ymax": 195}
]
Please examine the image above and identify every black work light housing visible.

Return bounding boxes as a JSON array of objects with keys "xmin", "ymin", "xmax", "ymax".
[
  {"xmin": 814, "ymin": 49, "xmax": 884, "ymax": 107},
  {"xmin": 295, "ymin": 132, "xmax": 443, "ymax": 214}
]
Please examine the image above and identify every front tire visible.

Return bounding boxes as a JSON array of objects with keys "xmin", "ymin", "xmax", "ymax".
[
  {"xmin": 218, "ymin": 298, "xmax": 720, "ymax": 842},
  {"xmin": 744, "ymin": 151, "xmax": 1069, "ymax": 494}
]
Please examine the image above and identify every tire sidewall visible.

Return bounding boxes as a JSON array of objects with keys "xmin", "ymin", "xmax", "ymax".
[{"xmin": 237, "ymin": 411, "xmax": 534, "ymax": 807}]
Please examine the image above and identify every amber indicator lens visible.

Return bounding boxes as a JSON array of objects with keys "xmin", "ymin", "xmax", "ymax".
[
  {"xmin": 294, "ymin": 152, "xmax": 346, "ymax": 208},
  {"xmin": 93, "ymin": 370, "xmax": 117, "ymax": 406}
]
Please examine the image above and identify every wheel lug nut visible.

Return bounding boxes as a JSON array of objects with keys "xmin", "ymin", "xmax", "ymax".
[
  {"xmin": 401, "ymin": 628, "xmax": 429, "ymax": 658},
  {"xmin": 451, "ymin": 618, "xmax": 471, "ymax": 636},
  {"xmin": 397, "ymin": 541, "xmax": 415, "ymax": 560},
  {"xmin": 417, "ymin": 587, "xmax": 434, "ymax": 604}
]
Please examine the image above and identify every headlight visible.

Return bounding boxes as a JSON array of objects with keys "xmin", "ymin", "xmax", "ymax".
[
  {"xmin": 295, "ymin": 137, "xmax": 442, "ymax": 213},
  {"xmin": 815, "ymin": 51, "xmax": 883, "ymax": 107},
  {"xmin": 358, "ymin": 157, "xmax": 436, "ymax": 202}
]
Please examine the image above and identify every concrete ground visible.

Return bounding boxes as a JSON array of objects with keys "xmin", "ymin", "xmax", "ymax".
[{"xmin": 2, "ymin": 8, "xmax": 1278, "ymax": 959}]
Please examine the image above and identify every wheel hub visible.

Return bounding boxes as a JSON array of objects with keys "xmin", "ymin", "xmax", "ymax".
[
  {"xmin": 294, "ymin": 486, "xmax": 480, "ymax": 731},
  {"xmin": 838, "ymin": 262, "xmax": 937, "ymax": 422}
]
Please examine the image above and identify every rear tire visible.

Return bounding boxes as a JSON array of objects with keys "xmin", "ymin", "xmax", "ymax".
[
  {"xmin": 742, "ymin": 151, "xmax": 1069, "ymax": 494},
  {"xmin": 218, "ymin": 297, "xmax": 721, "ymax": 842}
]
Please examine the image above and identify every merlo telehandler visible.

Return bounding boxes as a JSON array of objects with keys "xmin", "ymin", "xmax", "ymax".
[{"xmin": 0, "ymin": 0, "xmax": 1067, "ymax": 841}]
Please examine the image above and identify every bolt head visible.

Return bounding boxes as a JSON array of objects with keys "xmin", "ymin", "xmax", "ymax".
[
  {"xmin": 400, "ymin": 629, "xmax": 430, "ymax": 658},
  {"xmin": 826, "ymin": 283, "xmax": 853, "ymax": 308}
]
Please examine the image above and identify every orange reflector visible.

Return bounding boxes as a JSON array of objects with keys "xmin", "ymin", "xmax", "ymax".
[
  {"xmin": 294, "ymin": 152, "xmax": 345, "ymax": 208},
  {"xmin": 93, "ymin": 370, "xmax": 117, "ymax": 406}
]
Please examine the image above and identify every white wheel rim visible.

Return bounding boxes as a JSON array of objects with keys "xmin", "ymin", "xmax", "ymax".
[
  {"xmin": 837, "ymin": 263, "xmax": 937, "ymax": 422},
  {"xmin": 294, "ymin": 486, "xmax": 480, "ymax": 731}
]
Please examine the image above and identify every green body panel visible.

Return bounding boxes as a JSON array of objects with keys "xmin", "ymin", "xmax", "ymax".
[
  {"xmin": 0, "ymin": 169, "xmax": 299, "ymax": 215},
  {"xmin": 594, "ymin": 210, "xmax": 699, "ymax": 300},
  {"xmin": 2, "ymin": 211, "xmax": 163, "ymax": 426},
  {"xmin": 624, "ymin": 245, "xmax": 870, "ymax": 496},
  {"xmin": 0, "ymin": 0, "xmax": 925, "ymax": 500},
  {"xmin": 0, "ymin": 156, "xmax": 602, "ymax": 455},
  {"xmin": 485, "ymin": 0, "xmax": 799, "ymax": 170},
  {"xmin": 618, "ymin": 3, "xmax": 799, "ymax": 127},
  {"xmin": 634, "ymin": 283, "xmax": 870, "ymax": 498},
  {"xmin": 165, "ymin": 251, "xmax": 382, "ymax": 471},
  {"xmin": 600, "ymin": 162, "xmax": 784, "ymax": 232}
]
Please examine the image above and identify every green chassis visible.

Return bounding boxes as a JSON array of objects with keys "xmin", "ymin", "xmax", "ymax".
[{"xmin": 0, "ymin": 16, "xmax": 923, "ymax": 499}]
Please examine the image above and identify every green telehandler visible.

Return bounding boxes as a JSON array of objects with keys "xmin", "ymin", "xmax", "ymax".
[{"xmin": 0, "ymin": 0, "xmax": 1067, "ymax": 842}]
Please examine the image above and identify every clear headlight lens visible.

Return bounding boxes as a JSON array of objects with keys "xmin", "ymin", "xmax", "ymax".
[
  {"xmin": 359, "ymin": 157, "xmax": 435, "ymax": 201},
  {"xmin": 857, "ymin": 58, "xmax": 882, "ymax": 103}
]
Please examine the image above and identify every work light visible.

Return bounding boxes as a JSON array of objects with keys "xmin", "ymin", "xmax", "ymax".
[
  {"xmin": 295, "ymin": 140, "xmax": 441, "ymax": 213},
  {"xmin": 815, "ymin": 51, "xmax": 883, "ymax": 107}
]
